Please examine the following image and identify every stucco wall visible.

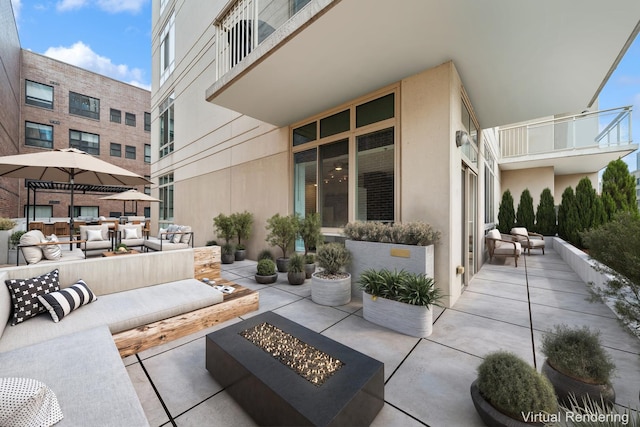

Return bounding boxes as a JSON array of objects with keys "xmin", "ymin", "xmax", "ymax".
[
  {"xmin": 501, "ymin": 166, "xmax": 555, "ymax": 209},
  {"xmin": 554, "ymin": 172, "xmax": 598, "ymax": 201}
]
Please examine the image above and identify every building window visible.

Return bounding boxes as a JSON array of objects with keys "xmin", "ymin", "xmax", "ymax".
[
  {"xmin": 69, "ymin": 130, "xmax": 100, "ymax": 155},
  {"xmin": 25, "ymin": 80, "xmax": 53, "ymax": 109},
  {"xmin": 159, "ymin": 93, "xmax": 174, "ymax": 158},
  {"xmin": 144, "ymin": 144, "xmax": 151, "ymax": 163},
  {"xmin": 461, "ymin": 98, "xmax": 479, "ymax": 166},
  {"xmin": 125, "ymin": 145, "xmax": 136, "ymax": 159},
  {"xmin": 159, "ymin": 173, "xmax": 174, "ymax": 222},
  {"xmin": 69, "ymin": 92, "xmax": 100, "ymax": 120},
  {"xmin": 72, "ymin": 206, "xmax": 98, "ymax": 217},
  {"xmin": 25, "ymin": 122, "xmax": 53, "ymax": 149},
  {"xmin": 484, "ymin": 142, "xmax": 496, "ymax": 224},
  {"xmin": 24, "ymin": 205, "xmax": 52, "ymax": 219},
  {"xmin": 110, "ymin": 143, "xmax": 122, "ymax": 157},
  {"xmin": 159, "ymin": 13, "xmax": 175, "ymax": 86},
  {"xmin": 125, "ymin": 113, "xmax": 136, "ymax": 127},
  {"xmin": 110, "ymin": 108, "xmax": 121, "ymax": 123},
  {"xmin": 144, "ymin": 112, "xmax": 151, "ymax": 132},
  {"xmin": 144, "ymin": 175, "xmax": 151, "ymax": 195},
  {"xmin": 292, "ymin": 91, "xmax": 397, "ymax": 228}
]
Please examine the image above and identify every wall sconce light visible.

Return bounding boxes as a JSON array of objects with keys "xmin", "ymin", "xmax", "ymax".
[{"xmin": 455, "ymin": 130, "xmax": 468, "ymax": 147}]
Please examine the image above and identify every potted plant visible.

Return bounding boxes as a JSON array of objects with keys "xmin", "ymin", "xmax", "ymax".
[
  {"xmin": 298, "ymin": 213, "xmax": 322, "ymax": 278},
  {"xmin": 0, "ymin": 217, "xmax": 15, "ymax": 265},
  {"xmin": 541, "ymin": 325, "xmax": 616, "ymax": 407},
  {"xmin": 265, "ymin": 213, "xmax": 298, "ymax": 272},
  {"xmin": 115, "ymin": 243, "xmax": 130, "ymax": 253},
  {"xmin": 311, "ymin": 243, "xmax": 351, "ymax": 306},
  {"xmin": 214, "ymin": 213, "xmax": 235, "ymax": 264},
  {"xmin": 258, "ymin": 249, "xmax": 274, "ymax": 261},
  {"xmin": 255, "ymin": 258, "xmax": 278, "ymax": 284},
  {"xmin": 359, "ymin": 268, "xmax": 443, "ymax": 337},
  {"xmin": 231, "ymin": 211, "xmax": 253, "ymax": 261},
  {"xmin": 470, "ymin": 351, "xmax": 558, "ymax": 426},
  {"xmin": 287, "ymin": 253, "xmax": 306, "ymax": 285}
]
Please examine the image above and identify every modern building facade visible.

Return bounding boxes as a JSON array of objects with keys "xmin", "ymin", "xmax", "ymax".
[
  {"xmin": 151, "ymin": 0, "xmax": 639, "ymax": 307},
  {"xmin": 0, "ymin": 0, "xmax": 151, "ymax": 220}
]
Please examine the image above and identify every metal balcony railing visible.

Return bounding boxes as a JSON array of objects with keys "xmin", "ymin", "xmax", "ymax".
[
  {"xmin": 499, "ymin": 106, "xmax": 633, "ymax": 158},
  {"xmin": 214, "ymin": 0, "xmax": 312, "ymax": 80}
]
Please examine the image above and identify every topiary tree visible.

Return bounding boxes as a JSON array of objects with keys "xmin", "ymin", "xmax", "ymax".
[
  {"xmin": 557, "ymin": 186, "xmax": 580, "ymax": 247},
  {"xmin": 213, "ymin": 213, "xmax": 235, "ymax": 245},
  {"xmin": 601, "ymin": 158, "xmax": 638, "ymax": 221},
  {"xmin": 535, "ymin": 188, "xmax": 557, "ymax": 236},
  {"xmin": 230, "ymin": 211, "xmax": 253, "ymax": 249},
  {"xmin": 497, "ymin": 189, "xmax": 515, "ymax": 234},
  {"xmin": 516, "ymin": 188, "xmax": 535, "ymax": 230},
  {"xmin": 575, "ymin": 177, "xmax": 607, "ymax": 246},
  {"xmin": 298, "ymin": 212, "xmax": 322, "ymax": 255},
  {"xmin": 265, "ymin": 213, "xmax": 299, "ymax": 259}
]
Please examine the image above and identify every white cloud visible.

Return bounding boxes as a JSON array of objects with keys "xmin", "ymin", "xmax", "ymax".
[
  {"xmin": 44, "ymin": 41, "xmax": 149, "ymax": 89},
  {"xmin": 56, "ymin": 0, "xmax": 147, "ymax": 13},
  {"xmin": 10, "ymin": 0, "xmax": 21, "ymax": 20}
]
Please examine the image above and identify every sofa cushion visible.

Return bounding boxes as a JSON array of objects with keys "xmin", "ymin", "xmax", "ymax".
[
  {"xmin": 0, "ymin": 326, "xmax": 149, "ymax": 426},
  {"xmin": 20, "ymin": 231, "xmax": 45, "ymax": 265},
  {"xmin": 143, "ymin": 238, "xmax": 189, "ymax": 252},
  {"xmin": 0, "ymin": 377, "xmax": 63, "ymax": 427},
  {"xmin": 4, "ymin": 269, "xmax": 60, "ymax": 326},
  {"xmin": 179, "ymin": 226, "xmax": 192, "ymax": 244},
  {"xmin": 486, "ymin": 229, "xmax": 501, "ymax": 241},
  {"xmin": 124, "ymin": 227, "xmax": 138, "ymax": 240},
  {"xmin": 86, "ymin": 229, "xmax": 103, "ymax": 242},
  {"xmin": 38, "ymin": 280, "xmax": 97, "ymax": 323},
  {"xmin": 41, "ymin": 235, "xmax": 62, "ymax": 261},
  {"xmin": 166, "ymin": 224, "xmax": 179, "ymax": 241}
]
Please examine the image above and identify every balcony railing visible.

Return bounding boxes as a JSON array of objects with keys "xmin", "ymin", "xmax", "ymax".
[
  {"xmin": 214, "ymin": 0, "xmax": 312, "ymax": 80},
  {"xmin": 499, "ymin": 106, "xmax": 632, "ymax": 158}
]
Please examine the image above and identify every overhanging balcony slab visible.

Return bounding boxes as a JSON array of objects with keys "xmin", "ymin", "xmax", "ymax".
[
  {"xmin": 206, "ymin": 0, "xmax": 640, "ymax": 128},
  {"xmin": 499, "ymin": 144, "xmax": 638, "ymax": 175}
]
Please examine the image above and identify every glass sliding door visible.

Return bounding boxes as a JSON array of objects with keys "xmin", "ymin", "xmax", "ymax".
[
  {"xmin": 356, "ymin": 128, "xmax": 394, "ymax": 222},
  {"xmin": 319, "ymin": 139, "xmax": 348, "ymax": 228}
]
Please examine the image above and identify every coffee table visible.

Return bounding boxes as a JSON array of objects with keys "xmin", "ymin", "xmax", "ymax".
[{"xmin": 102, "ymin": 249, "xmax": 141, "ymax": 257}]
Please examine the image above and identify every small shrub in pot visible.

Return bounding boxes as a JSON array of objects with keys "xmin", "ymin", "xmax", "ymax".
[
  {"xmin": 287, "ymin": 253, "xmax": 306, "ymax": 285},
  {"xmin": 255, "ymin": 259, "xmax": 277, "ymax": 284},
  {"xmin": 311, "ymin": 243, "xmax": 351, "ymax": 306}
]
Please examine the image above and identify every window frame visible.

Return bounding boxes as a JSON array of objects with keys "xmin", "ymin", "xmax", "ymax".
[
  {"xmin": 110, "ymin": 142, "xmax": 122, "ymax": 157},
  {"xmin": 144, "ymin": 112, "xmax": 151, "ymax": 132},
  {"xmin": 159, "ymin": 93, "xmax": 175, "ymax": 158},
  {"xmin": 25, "ymin": 121, "xmax": 54, "ymax": 149},
  {"xmin": 125, "ymin": 145, "xmax": 136, "ymax": 159},
  {"xmin": 110, "ymin": 108, "xmax": 122, "ymax": 123},
  {"xmin": 69, "ymin": 129, "xmax": 100, "ymax": 155},
  {"xmin": 125, "ymin": 112, "xmax": 136, "ymax": 127},
  {"xmin": 158, "ymin": 173, "xmax": 174, "ymax": 224},
  {"xmin": 69, "ymin": 91, "xmax": 100, "ymax": 120},
  {"xmin": 144, "ymin": 144, "xmax": 151, "ymax": 163},
  {"xmin": 25, "ymin": 80, "xmax": 54, "ymax": 109},
  {"xmin": 159, "ymin": 12, "xmax": 175, "ymax": 86}
]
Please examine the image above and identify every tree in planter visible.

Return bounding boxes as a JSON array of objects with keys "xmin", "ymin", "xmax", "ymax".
[
  {"xmin": 230, "ymin": 211, "xmax": 253, "ymax": 260},
  {"xmin": 575, "ymin": 177, "xmax": 606, "ymax": 243},
  {"xmin": 214, "ymin": 213, "xmax": 236, "ymax": 264},
  {"xmin": 298, "ymin": 212, "xmax": 322, "ymax": 278},
  {"xmin": 265, "ymin": 213, "xmax": 299, "ymax": 272},
  {"xmin": 557, "ymin": 186, "xmax": 580, "ymax": 247},
  {"xmin": 601, "ymin": 158, "xmax": 639, "ymax": 221},
  {"xmin": 582, "ymin": 213, "xmax": 640, "ymax": 339},
  {"xmin": 497, "ymin": 189, "xmax": 515, "ymax": 234},
  {"xmin": 515, "ymin": 188, "xmax": 535, "ymax": 231},
  {"xmin": 535, "ymin": 188, "xmax": 557, "ymax": 236}
]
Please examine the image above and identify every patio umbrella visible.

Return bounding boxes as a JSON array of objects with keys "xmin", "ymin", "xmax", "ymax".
[
  {"xmin": 0, "ymin": 148, "xmax": 151, "ymax": 234},
  {"xmin": 100, "ymin": 189, "xmax": 160, "ymax": 216}
]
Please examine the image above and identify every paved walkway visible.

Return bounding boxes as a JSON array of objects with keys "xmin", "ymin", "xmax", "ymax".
[{"xmin": 126, "ymin": 247, "xmax": 640, "ymax": 426}]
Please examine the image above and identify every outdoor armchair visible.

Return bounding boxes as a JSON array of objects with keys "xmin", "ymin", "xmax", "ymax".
[
  {"xmin": 485, "ymin": 229, "xmax": 521, "ymax": 267},
  {"xmin": 510, "ymin": 227, "xmax": 545, "ymax": 255}
]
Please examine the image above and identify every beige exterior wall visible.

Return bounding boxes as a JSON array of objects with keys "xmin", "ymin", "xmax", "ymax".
[
  {"xmin": 501, "ymin": 167, "xmax": 555, "ymax": 209},
  {"xmin": 554, "ymin": 173, "xmax": 598, "ymax": 201}
]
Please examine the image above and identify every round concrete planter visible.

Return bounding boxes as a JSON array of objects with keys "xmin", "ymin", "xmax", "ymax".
[
  {"xmin": 470, "ymin": 380, "xmax": 545, "ymax": 427},
  {"xmin": 254, "ymin": 273, "xmax": 278, "ymax": 284},
  {"xmin": 362, "ymin": 291, "xmax": 434, "ymax": 338},
  {"xmin": 221, "ymin": 253, "xmax": 235, "ymax": 264},
  {"xmin": 234, "ymin": 249, "xmax": 246, "ymax": 261},
  {"xmin": 541, "ymin": 359, "xmax": 615, "ymax": 407},
  {"xmin": 276, "ymin": 257, "xmax": 290, "ymax": 273},
  {"xmin": 311, "ymin": 273, "xmax": 351, "ymax": 306}
]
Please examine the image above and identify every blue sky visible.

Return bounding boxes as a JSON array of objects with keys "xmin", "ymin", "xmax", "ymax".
[{"xmin": 9, "ymin": 0, "xmax": 640, "ymax": 171}]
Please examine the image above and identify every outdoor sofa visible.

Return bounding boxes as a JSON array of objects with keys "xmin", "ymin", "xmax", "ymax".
[
  {"xmin": 143, "ymin": 225, "xmax": 193, "ymax": 252},
  {"xmin": 0, "ymin": 248, "xmax": 227, "ymax": 425}
]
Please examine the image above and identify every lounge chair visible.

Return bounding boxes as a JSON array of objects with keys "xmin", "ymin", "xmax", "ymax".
[
  {"xmin": 485, "ymin": 229, "xmax": 521, "ymax": 267},
  {"xmin": 510, "ymin": 227, "xmax": 545, "ymax": 255}
]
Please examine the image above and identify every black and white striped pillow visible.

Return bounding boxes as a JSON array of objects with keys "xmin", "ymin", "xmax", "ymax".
[{"xmin": 37, "ymin": 280, "xmax": 97, "ymax": 322}]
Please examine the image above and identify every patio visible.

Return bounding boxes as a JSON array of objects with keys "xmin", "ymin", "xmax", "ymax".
[{"xmin": 125, "ymin": 246, "xmax": 640, "ymax": 426}]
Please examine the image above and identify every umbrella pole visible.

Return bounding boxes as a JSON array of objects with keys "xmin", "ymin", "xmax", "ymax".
[{"xmin": 69, "ymin": 174, "xmax": 75, "ymax": 250}]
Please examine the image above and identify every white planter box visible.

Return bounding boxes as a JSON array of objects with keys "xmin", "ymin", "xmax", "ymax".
[
  {"xmin": 362, "ymin": 291, "xmax": 434, "ymax": 338},
  {"xmin": 346, "ymin": 240, "xmax": 434, "ymax": 297},
  {"xmin": 311, "ymin": 273, "xmax": 351, "ymax": 306}
]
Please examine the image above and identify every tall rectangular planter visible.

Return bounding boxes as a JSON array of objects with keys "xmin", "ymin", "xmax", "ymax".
[
  {"xmin": 362, "ymin": 291, "xmax": 434, "ymax": 338},
  {"xmin": 346, "ymin": 240, "xmax": 434, "ymax": 297}
]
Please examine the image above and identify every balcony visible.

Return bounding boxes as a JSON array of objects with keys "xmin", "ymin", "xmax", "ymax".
[{"xmin": 498, "ymin": 107, "xmax": 637, "ymax": 174}]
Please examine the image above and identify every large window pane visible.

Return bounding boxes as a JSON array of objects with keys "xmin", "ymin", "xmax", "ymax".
[
  {"xmin": 69, "ymin": 130, "xmax": 100, "ymax": 155},
  {"xmin": 159, "ymin": 94, "xmax": 174, "ymax": 158},
  {"xmin": 25, "ymin": 80, "xmax": 53, "ymax": 109},
  {"xmin": 356, "ymin": 128, "xmax": 394, "ymax": 222},
  {"xmin": 25, "ymin": 122, "xmax": 53, "ymax": 149},
  {"xmin": 320, "ymin": 110, "xmax": 349, "ymax": 138},
  {"xmin": 159, "ymin": 173, "xmax": 174, "ymax": 222},
  {"xmin": 294, "ymin": 149, "xmax": 317, "ymax": 218},
  {"xmin": 319, "ymin": 140, "xmax": 348, "ymax": 227},
  {"xmin": 69, "ymin": 92, "xmax": 100, "ymax": 120},
  {"xmin": 293, "ymin": 122, "xmax": 316, "ymax": 146},
  {"xmin": 356, "ymin": 94, "xmax": 394, "ymax": 128}
]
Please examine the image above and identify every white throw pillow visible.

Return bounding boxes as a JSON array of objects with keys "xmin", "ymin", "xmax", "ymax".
[
  {"xmin": 19, "ymin": 230, "xmax": 44, "ymax": 264},
  {"xmin": 41, "ymin": 235, "xmax": 62, "ymax": 260},
  {"xmin": 158, "ymin": 228, "xmax": 167, "ymax": 239},
  {"xmin": 124, "ymin": 227, "xmax": 138, "ymax": 240},
  {"xmin": 0, "ymin": 377, "xmax": 64, "ymax": 427},
  {"xmin": 172, "ymin": 226, "xmax": 183, "ymax": 244},
  {"xmin": 86, "ymin": 229, "xmax": 103, "ymax": 242}
]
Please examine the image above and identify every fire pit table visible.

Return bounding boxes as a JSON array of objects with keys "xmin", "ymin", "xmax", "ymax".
[{"xmin": 205, "ymin": 311, "xmax": 384, "ymax": 426}]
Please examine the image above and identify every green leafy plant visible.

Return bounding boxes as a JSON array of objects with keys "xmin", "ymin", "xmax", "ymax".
[
  {"xmin": 213, "ymin": 213, "xmax": 235, "ymax": 245},
  {"xmin": 535, "ymin": 188, "xmax": 557, "ymax": 236},
  {"xmin": 115, "ymin": 243, "xmax": 129, "ymax": 252},
  {"xmin": 476, "ymin": 351, "xmax": 558, "ymax": 421},
  {"xmin": 516, "ymin": 188, "xmax": 535, "ymax": 230},
  {"xmin": 287, "ymin": 253, "xmax": 304, "ymax": 273},
  {"xmin": 575, "ymin": 177, "xmax": 606, "ymax": 244},
  {"xmin": 257, "ymin": 249, "xmax": 274, "ymax": 261},
  {"xmin": 231, "ymin": 211, "xmax": 253, "ymax": 248},
  {"xmin": 582, "ymin": 213, "xmax": 640, "ymax": 338},
  {"xmin": 315, "ymin": 243, "xmax": 351, "ymax": 276},
  {"xmin": 558, "ymin": 186, "xmax": 581, "ymax": 247},
  {"xmin": 359, "ymin": 268, "xmax": 443, "ymax": 307},
  {"xmin": 304, "ymin": 253, "xmax": 315, "ymax": 264},
  {"xmin": 601, "ymin": 158, "xmax": 639, "ymax": 221},
  {"xmin": 541, "ymin": 325, "xmax": 615, "ymax": 384},
  {"xmin": 221, "ymin": 242, "xmax": 234, "ymax": 255},
  {"xmin": 256, "ymin": 259, "xmax": 276, "ymax": 276},
  {"xmin": 497, "ymin": 189, "xmax": 516, "ymax": 234},
  {"xmin": 205, "ymin": 240, "xmax": 217, "ymax": 246},
  {"xmin": 9, "ymin": 230, "xmax": 26, "ymax": 248},
  {"xmin": 265, "ymin": 213, "xmax": 299, "ymax": 259},
  {"xmin": 342, "ymin": 221, "xmax": 440, "ymax": 246},
  {"xmin": 298, "ymin": 213, "xmax": 322, "ymax": 255},
  {"xmin": 0, "ymin": 217, "xmax": 16, "ymax": 231}
]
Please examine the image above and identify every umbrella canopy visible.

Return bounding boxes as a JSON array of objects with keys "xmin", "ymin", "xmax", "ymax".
[
  {"xmin": 100, "ymin": 189, "xmax": 160, "ymax": 216},
  {"xmin": 0, "ymin": 148, "xmax": 151, "ymax": 232}
]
